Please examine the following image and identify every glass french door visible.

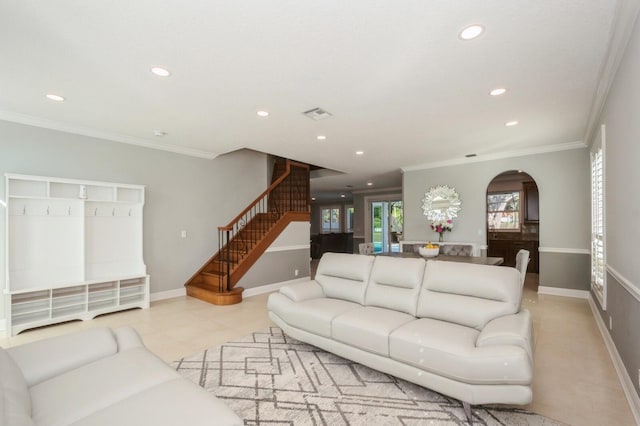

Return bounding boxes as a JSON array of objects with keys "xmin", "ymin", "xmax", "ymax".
[{"xmin": 370, "ymin": 200, "xmax": 403, "ymax": 253}]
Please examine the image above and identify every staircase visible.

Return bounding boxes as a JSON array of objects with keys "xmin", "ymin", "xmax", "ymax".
[{"xmin": 184, "ymin": 159, "xmax": 310, "ymax": 305}]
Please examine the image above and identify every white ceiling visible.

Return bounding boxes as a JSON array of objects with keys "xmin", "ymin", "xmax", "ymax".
[{"xmin": 0, "ymin": 1, "xmax": 619, "ymax": 199}]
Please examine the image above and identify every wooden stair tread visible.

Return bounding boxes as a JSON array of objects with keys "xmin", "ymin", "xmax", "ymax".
[
  {"xmin": 202, "ymin": 271, "xmax": 223, "ymax": 277},
  {"xmin": 186, "ymin": 282, "xmax": 244, "ymax": 305}
]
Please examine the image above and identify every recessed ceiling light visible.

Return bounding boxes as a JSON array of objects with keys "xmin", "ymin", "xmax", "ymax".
[
  {"xmin": 257, "ymin": 110, "xmax": 269, "ymax": 117},
  {"xmin": 151, "ymin": 67, "xmax": 171, "ymax": 77},
  {"xmin": 355, "ymin": 151, "xmax": 364, "ymax": 155},
  {"xmin": 505, "ymin": 120, "xmax": 519, "ymax": 127},
  {"xmin": 317, "ymin": 135, "xmax": 327, "ymax": 140},
  {"xmin": 154, "ymin": 130, "xmax": 167, "ymax": 137},
  {"xmin": 45, "ymin": 94, "xmax": 65, "ymax": 102},
  {"xmin": 489, "ymin": 88, "xmax": 507, "ymax": 96},
  {"xmin": 311, "ymin": 197, "xmax": 316, "ymax": 201},
  {"xmin": 459, "ymin": 24, "xmax": 484, "ymax": 40},
  {"xmin": 367, "ymin": 182, "xmax": 373, "ymax": 186},
  {"xmin": 340, "ymin": 194, "xmax": 346, "ymax": 198}
]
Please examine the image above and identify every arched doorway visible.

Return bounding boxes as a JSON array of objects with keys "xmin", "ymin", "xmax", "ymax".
[{"xmin": 486, "ymin": 170, "xmax": 539, "ymax": 288}]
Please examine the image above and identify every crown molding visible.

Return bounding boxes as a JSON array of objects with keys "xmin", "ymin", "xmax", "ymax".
[
  {"xmin": 0, "ymin": 110, "xmax": 219, "ymax": 160},
  {"xmin": 583, "ymin": 0, "xmax": 640, "ymax": 149},
  {"xmin": 401, "ymin": 141, "xmax": 587, "ymax": 172}
]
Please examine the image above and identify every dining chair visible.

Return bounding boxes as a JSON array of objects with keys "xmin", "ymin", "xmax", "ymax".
[
  {"xmin": 358, "ymin": 242, "xmax": 374, "ymax": 255},
  {"xmin": 515, "ymin": 249, "xmax": 530, "ymax": 287}
]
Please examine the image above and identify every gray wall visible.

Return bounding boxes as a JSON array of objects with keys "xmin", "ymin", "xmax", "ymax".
[
  {"xmin": 0, "ymin": 120, "xmax": 286, "ymax": 320},
  {"xmin": 590, "ymin": 9, "xmax": 640, "ymax": 399},
  {"xmin": 403, "ymin": 148, "xmax": 591, "ymax": 289},
  {"xmin": 237, "ymin": 221, "xmax": 311, "ymax": 289}
]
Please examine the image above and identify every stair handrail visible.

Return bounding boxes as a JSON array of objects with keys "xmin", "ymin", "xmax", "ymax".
[
  {"xmin": 215, "ymin": 159, "xmax": 309, "ymax": 293},
  {"xmin": 218, "ymin": 160, "xmax": 309, "ymax": 232}
]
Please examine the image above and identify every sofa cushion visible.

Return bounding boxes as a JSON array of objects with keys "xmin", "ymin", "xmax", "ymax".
[
  {"xmin": 7, "ymin": 327, "xmax": 118, "ymax": 387},
  {"xmin": 364, "ymin": 256, "xmax": 425, "ymax": 315},
  {"xmin": 315, "ymin": 253, "xmax": 374, "ymax": 304},
  {"xmin": 270, "ymin": 297, "xmax": 361, "ymax": 338},
  {"xmin": 30, "ymin": 347, "xmax": 179, "ymax": 426},
  {"xmin": 332, "ymin": 307, "xmax": 415, "ymax": 356},
  {"xmin": 0, "ymin": 347, "xmax": 33, "ymax": 426},
  {"xmin": 280, "ymin": 280, "xmax": 324, "ymax": 302},
  {"xmin": 389, "ymin": 318, "xmax": 532, "ymax": 385},
  {"xmin": 68, "ymin": 379, "xmax": 242, "ymax": 426},
  {"xmin": 417, "ymin": 261, "xmax": 521, "ymax": 329},
  {"xmin": 477, "ymin": 310, "xmax": 534, "ymax": 360}
]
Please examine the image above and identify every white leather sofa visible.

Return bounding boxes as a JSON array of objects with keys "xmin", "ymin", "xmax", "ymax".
[
  {"xmin": 0, "ymin": 327, "xmax": 242, "ymax": 426},
  {"xmin": 268, "ymin": 253, "xmax": 533, "ymax": 417}
]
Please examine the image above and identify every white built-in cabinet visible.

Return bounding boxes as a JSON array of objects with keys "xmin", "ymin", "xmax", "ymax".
[{"xmin": 3, "ymin": 174, "xmax": 149, "ymax": 335}]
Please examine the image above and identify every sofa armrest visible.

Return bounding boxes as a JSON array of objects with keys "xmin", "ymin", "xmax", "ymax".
[
  {"xmin": 476, "ymin": 310, "xmax": 534, "ymax": 360},
  {"xmin": 279, "ymin": 280, "xmax": 324, "ymax": 302},
  {"xmin": 7, "ymin": 327, "xmax": 118, "ymax": 387},
  {"xmin": 114, "ymin": 326, "xmax": 145, "ymax": 351}
]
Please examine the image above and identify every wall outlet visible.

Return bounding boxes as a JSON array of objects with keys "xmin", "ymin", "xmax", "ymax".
[
  {"xmin": 609, "ymin": 316, "xmax": 613, "ymax": 330},
  {"xmin": 180, "ymin": 230, "xmax": 187, "ymax": 238},
  {"xmin": 294, "ymin": 269, "xmax": 299, "ymax": 277}
]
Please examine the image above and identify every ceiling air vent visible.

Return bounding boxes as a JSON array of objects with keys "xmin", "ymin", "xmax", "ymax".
[{"xmin": 303, "ymin": 107, "xmax": 332, "ymax": 121}]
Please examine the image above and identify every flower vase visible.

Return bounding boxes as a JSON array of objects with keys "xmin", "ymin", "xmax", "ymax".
[{"xmin": 438, "ymin": 232, "xmax": 444, "ymax": 243}]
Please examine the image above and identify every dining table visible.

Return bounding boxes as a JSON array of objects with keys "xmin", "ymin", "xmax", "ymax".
[{"xmin": 376, "ymin": 251, "xmax": 504, "ymax": 266}]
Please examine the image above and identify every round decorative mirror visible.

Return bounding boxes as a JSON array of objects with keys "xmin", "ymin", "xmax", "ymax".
[{"xmin": 421, "ymin": 185, "xmax": 462, "ymax": 221}]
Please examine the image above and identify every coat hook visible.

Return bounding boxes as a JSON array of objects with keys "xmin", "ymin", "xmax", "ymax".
[
  {"xmin": 128, "ymin": 208, "xmax": 132, "ymax": 216},
  {"xmin": 68, "ymin": 206, "xmax": 71, "ymax": 216},
  {"xmin": 94, "ymin": 207, "xmax": 98, "ymax": 216},
  {"xmin": 23, "ymin": 205, "xmax": 26, "ymax": 215},
  {"xmin": 112, "ymin": 207, "xmax": 116, "ymax": 216},
  {"xmin": 46, "ymin": 206, "xmax": 50, "ymax": 215}
]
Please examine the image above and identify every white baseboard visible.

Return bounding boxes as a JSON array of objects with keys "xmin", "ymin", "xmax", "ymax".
[
  {"xmin": 537, "ymin": 286, "xmax": 590, "ymax": 299},
  {"xmin": 150, "ymin": 288, "xmax": 186, "ymax": 302},
  {"xmin": 588, "ymin": 295, "xmax": 640, "ymax": 424},
  {"xmin": 244, "ymin": 277, "xmax": 310, "ymax": 298},
  {"xmin": 149, "ymin": 277, "xmax": 310, "ymax": 303}
]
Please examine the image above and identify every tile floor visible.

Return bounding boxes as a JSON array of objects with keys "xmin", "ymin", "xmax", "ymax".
[{"xmin": 0, "ymin": 274, "xmax": 635, "ymax": 426}]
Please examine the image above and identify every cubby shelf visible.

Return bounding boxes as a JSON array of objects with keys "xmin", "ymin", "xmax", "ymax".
[{"xmin": 4, "ymin": 174, "xmax": 149, "ymax": 335}]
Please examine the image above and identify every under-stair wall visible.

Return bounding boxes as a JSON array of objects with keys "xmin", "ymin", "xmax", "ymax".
[{"xmin": 235, "ymin": 221, "xmax": 311, "ymax": 290}]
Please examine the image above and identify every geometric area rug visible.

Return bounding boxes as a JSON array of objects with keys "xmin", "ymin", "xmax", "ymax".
[{"xmin": 172, "ymin": 327, "xmax": 564, "ymax": 426}]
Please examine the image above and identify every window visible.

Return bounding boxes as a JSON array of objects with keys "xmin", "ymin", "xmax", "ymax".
[
  {"xmin": 487, "ymin": 191, "xmax": 520, "ymax": 231},
  {"xmin": 345, "ymin": 206, "xmax": 354, "ymax": 232},
  {"xmin": 591, "ymin": 146, "xmax": 605, "ymax": 307},
  {"xmin": 321, "ymin": 207, "xmax": 340, "ymax": 233}
]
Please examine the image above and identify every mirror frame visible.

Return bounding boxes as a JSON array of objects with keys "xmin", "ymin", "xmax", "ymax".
[{"xmin": 421, "ymin": 185, "xmax": 462, "ymax": 221}]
